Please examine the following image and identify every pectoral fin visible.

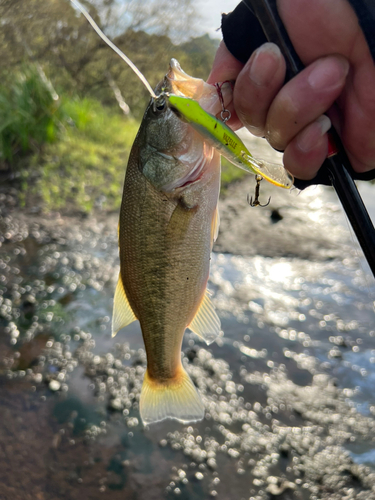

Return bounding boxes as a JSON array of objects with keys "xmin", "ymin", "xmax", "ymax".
[
  {"xmin": 211, "ymin": 205, "xmax": 220, "ymax": 248},
  {"xmin": 188, "ymin": 290, "xmax": 221, "ymax": 345},
  {"xmin": 112, "ymin": 275, "xmax": 137, "ymax": 337}
]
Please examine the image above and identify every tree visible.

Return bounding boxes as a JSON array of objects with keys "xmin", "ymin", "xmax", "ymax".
[
  {"xmin": 89, "ymin": 0, "xmax": 197, "ymax": 43},
  {"xmin": 0, "ymin": 0, "xmax": 216, "ymax": 118}
]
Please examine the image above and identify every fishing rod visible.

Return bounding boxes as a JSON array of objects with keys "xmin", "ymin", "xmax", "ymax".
[{"xmin": 238, "ymin": 0, "xmax": 375, "ymax": 278}]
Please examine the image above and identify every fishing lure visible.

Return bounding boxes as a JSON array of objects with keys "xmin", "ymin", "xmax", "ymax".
[
  {"xmin": 70, "ymin": 0, "xmax": 294, "ymax": 190},
  {"xmin": 167, "ymin": 94, "xmax": 293, "ymax": 188}
]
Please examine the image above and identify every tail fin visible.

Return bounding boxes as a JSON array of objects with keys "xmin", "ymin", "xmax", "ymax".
[{"xmin": 140, "ymin": 367, "xmax": 204, "ymax": 425}]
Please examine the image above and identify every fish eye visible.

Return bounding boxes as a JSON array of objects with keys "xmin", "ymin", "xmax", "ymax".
[{"xmin": 153, "ymin": 97, "xmax": 166, "ymax": 114}]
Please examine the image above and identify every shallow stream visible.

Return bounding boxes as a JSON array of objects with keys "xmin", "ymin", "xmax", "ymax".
[{"xmin": 1, "ymin": 177, "xmax": 375, "ymax": 500}]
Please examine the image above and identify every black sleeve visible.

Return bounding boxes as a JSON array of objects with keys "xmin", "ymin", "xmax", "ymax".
[{"xmin": 221, "ymin": 0, "xmax": 375, "ymax": 189}]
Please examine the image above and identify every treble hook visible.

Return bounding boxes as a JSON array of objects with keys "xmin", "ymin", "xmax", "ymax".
[{"xmin": 247, "ymin": 175, "xmax": 271, "ymax": 207}]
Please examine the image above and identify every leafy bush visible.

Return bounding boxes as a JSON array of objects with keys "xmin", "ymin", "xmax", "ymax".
[{"xmin": 0, "ymin": 66, "xmax": 62, "ymax": 165}]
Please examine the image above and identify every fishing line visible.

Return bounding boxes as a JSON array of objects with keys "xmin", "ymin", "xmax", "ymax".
[{"xmin": 70, "ymin": 0, "xmax": 157, "ymax": 99}]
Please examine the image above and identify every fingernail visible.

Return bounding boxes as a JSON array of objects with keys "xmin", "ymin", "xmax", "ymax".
[
  {"xmin": 297, "ymin": 115, "xmax": 331, "ymax": 152},
  {"xmin": 248, "ymin": 43, "xmax": 282, "ymax": 87},
  {"xmin": 308, "ymin": 57, "xmax": 349, "ymax": 90}
]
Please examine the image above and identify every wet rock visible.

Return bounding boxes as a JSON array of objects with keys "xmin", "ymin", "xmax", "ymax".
[
  {"xmin": 186, "ymin": 347, "xmax": 198, "ymax": 362},
  {"xmin": 270, "ymin": 209, "xmax": 283, "ymax": 224},
  {"xmin": 21, "ymin": 295, "xmax": 36, "ymax": 317},
  {"xmin": 215, "ymin": 175, "xmax": 352, "ymax": 260},
  {"xmin": 17, "ymin": 334, "xmax": 50, "ymax": 370},
  {"xmin": 0, "ymin": 339, "xmax": 15, "ymax": 372}
]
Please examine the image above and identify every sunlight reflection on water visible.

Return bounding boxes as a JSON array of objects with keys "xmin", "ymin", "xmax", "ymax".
[{"xmin": 1, "ymin": 181, "xmax": 375, "ymax": 499}]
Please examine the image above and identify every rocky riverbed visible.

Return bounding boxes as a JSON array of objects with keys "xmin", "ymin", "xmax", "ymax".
[{"xmin": 1, "ymin": 149, "xmax": 375, "ymax": 500}]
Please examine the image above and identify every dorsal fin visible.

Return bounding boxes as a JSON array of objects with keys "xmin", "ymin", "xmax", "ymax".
[
  {"xmin": 188, "ymin": 290, "xmax": 221, "ymax": 345},
  {"xmin": 112, "ymin": 275, "xmax": 137, "ymax": 337}
]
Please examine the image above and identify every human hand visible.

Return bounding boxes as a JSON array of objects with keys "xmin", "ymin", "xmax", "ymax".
[{"xmin": 207, "ymin": 0, "xmax": 375, "ymax": 181}]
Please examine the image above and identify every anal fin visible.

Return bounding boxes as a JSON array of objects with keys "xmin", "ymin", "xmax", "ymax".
[
  {"xmin": 188, "ymin": 290, "xmax": 221, "ymax": 345},
  {"xmin": 112, "ymin": 275, "xmax": 137, "ymax": 337}
]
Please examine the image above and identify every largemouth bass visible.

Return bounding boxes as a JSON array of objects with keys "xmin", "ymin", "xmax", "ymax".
[{"xmin": 112, "ymin": 60, "xmax": 224, "ymax": 425}]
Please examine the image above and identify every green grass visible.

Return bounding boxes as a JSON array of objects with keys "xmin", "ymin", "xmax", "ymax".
[{"xmin": 29, "ymin": 98, "xmax": 139, "ymax": 212}]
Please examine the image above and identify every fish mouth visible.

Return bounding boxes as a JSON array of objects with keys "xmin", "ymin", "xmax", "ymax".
[
  {"xmin": 166, "ymin": 59, "xmax": 233, "ymax": 116},
  {"xmin": 167, "ymin": 58, "xmax": 206, "ymax": 99}
]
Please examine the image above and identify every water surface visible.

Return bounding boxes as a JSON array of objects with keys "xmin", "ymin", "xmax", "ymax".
[{"xmin": 1, "ymin": 182, "xmax": 375, "ymax": 500}]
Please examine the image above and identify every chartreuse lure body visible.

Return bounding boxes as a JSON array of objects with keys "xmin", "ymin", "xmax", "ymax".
[{"xmin": 168, "ymin": 94, "xmax": 294, "ymax": 189}]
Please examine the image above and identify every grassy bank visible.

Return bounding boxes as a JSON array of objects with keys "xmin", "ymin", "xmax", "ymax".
[
  {"xmin": 1, "ymin": 67, "xmax": 246, "ymax": 213},
  {"xmin": 32, "ymin": 99, "xmax": 138, "ymax": 212},
  {"xmin": 27, "ymin": 102, "xmax": 246, "ymax": 212},
  {"xmin": 0, "ymin": 68, "xmax": 138, "ymax": 213}
]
